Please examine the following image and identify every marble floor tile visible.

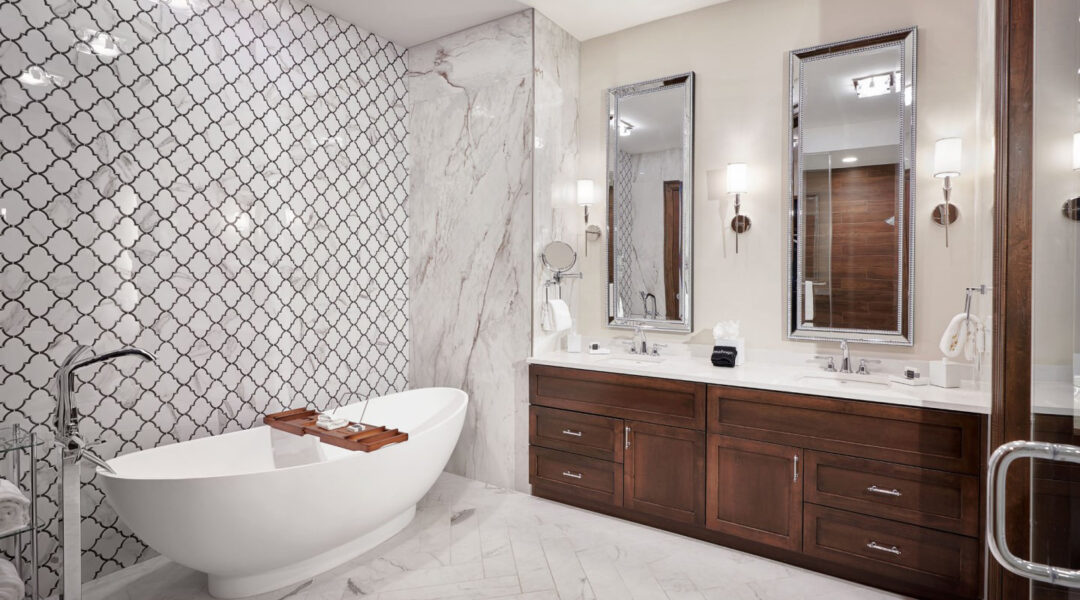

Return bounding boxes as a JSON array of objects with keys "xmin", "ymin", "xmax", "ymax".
[{"xmin": 84, "ymin": 473, "xmax": 912, "ymax": 600}]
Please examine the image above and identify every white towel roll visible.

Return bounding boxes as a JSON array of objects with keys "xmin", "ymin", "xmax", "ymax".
[
  {"xmin": 0, "ymin": 559, "xmax": 24, "ymax": 600},
  {"xmin": 549, "ymin": 299, "xmax": 573, "ymax": 333}
]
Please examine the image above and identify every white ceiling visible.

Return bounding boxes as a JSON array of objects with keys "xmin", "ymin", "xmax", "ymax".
[{"xmin": 300, "ymin": 0, "xmax": 733, "ymax": 48}]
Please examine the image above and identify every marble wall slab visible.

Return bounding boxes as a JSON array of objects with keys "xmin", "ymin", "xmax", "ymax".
[
  {"xmin": 407, "ymin": 11, "xmax": 534, "ymax": 491},
  {"xmin": 527, "ymin": 10, "xmax": 581, "ymax": 490},
  {"xmin": 0, "ymin": 0, "xmax": 408, "ymax": 591}
]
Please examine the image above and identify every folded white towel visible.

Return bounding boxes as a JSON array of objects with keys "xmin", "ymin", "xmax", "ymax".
[
  {"xmin": 939, "ymin": 313, "xmax": 968, "ymax": 358},
  {"xmin": 0, "ymin": 559, "xmax": 24, "ymax": 600},
  {"xmin": 549, "ymin": 299, "xmax": 573, "ymax": 333}
]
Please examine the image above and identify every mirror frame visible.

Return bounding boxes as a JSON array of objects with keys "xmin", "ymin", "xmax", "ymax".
[
  {"xmin": 786, "ymin": 28, "xmax": 917, "ymax": 346},
  {"xmin": 605, "ymin": 72, "xmax": 695, "ymax": 333}
]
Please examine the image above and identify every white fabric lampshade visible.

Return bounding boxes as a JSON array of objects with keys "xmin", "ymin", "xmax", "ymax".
[
  {"xmin": 576, "ymin": 179, "xmax": 594, "ymax": 206},
  {"xmin": 933, "ymin": 138, "xmax": 962, "ymax": 178},
  {"xmin": 726, "ymin": 163, "xmax": 747, "ymax": 194}
]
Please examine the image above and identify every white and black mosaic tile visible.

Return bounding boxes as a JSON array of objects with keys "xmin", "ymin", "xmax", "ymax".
[{"xmin": 0, "ymin": 0, "xmax": 409, "ymax": 592}]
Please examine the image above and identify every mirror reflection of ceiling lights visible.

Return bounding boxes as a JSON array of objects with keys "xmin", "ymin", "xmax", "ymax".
[
  {"xmin": 852, "ymin": 71, "xmax": 901, "ymax": 98},
  {"xmin": 618, "ymin": 120, "xmax": 635, "ymax": 136},
  {"xmin": 841, "ymin": 156, "xmax": 858, "ymax": 163}
]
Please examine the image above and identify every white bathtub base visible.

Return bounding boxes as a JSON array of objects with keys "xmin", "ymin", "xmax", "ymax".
[{"xmin": 206, "ymin": 506, "xmax": 416, "ymax": 599}]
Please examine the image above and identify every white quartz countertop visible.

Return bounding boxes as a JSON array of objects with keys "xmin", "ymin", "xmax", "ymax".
[{"xmin": 528, "ymin": 350, "xmax": 993, "ymax": 415}]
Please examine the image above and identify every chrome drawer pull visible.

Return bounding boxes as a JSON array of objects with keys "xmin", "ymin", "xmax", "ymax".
[
  {"xmin": 866, "ymin": 541, "xmax": 901, "ymax": 556},
  {"xmin": 867, "ymin": 485, "xmax": 902, "ymax": 498},
  {"xmin": 562, "ymin": 471, "xmax": 583, "ymax": 479},
  {"xmin": 562, "ymin": 429, "xmax": 583, "ymax": 437}
]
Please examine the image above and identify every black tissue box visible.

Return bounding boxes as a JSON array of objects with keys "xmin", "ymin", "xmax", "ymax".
[{"xmin": 711, "ymin": 346, "xmax": 737, "ymax": 368}]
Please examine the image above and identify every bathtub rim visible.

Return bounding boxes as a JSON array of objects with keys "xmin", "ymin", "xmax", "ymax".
[{"xmin": 96, "ymin": 386, "xmax": 467, "ymax": 482}]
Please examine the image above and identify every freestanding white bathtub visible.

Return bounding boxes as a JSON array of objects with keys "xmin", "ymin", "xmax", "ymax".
[{"xmin": 98, "ymin": 388, "xmax": 467, "ymax": 598}]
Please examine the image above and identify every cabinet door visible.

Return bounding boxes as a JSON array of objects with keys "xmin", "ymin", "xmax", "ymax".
[
  {"xmin": 623, "ymin": 421, "xmax": 705, "ymax": 525},
  {"xmin": 706, "ymin": 435, "xmax": 803, "ymax": 550}
]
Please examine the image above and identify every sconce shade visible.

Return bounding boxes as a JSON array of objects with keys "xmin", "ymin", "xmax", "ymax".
[
  {"xmin": 726, "ymin": 163, "xmax": 748, "ymax": 194},
  {"xmin": 576, "ymin": 179, "xmax": 595, "ymax": 206},
  {"xmin": 933, "ymin": 138, "xmax": 962, "ymax": 178},
  {"xmin": 1073, "ymin": 132, "xmax": 1080, "ymax": 171}
]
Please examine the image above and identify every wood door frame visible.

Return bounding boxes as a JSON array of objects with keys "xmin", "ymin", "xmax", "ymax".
[
  {"xmin": 990, "ymin": 0, "xmax": 1034, "ymax": 598},
  {"xmin": 662, "ymin": 180, "xmax": 682, "ymax": 320}
]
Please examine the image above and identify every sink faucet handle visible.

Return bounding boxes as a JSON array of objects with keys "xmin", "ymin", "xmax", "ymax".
[
  {"xmin": 857, "ymin": 358, "xmax": 883, "ymax": 375},
  {"xmin": 811, "ymin": 355, "xmax": 837, "ymax": 372},
  {"xmin": 649, "ymin": 343, "xmax": 667, "ymax": 356}
]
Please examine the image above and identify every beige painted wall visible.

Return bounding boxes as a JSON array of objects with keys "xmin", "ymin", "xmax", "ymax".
[{"xmin": 573, "ymin": 0, "xmax": 995, "ymax": 360}]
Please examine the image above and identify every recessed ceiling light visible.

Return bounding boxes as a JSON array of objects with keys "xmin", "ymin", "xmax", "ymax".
[
  {"xmin": 841, "ymin": 156, "xmax": 858, "ymax": 163},
  {"xmin": 619, "ymin": 120, "xmax": 634, "ymax": 136}
]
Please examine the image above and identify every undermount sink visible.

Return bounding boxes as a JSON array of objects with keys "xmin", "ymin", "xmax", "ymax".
[
  {"xmin": 794, "ymin": 373, "xmax": 920, "ymax": 402},
  {"xmin": 598, "ymin": 355, "xmax": 666, "ymax": 367},
  {"xmin": 795, "ymin": 373, "xmax": 892, "ymax": 391}
]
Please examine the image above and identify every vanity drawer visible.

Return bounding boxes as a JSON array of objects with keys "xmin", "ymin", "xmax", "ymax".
[
  {"xmin": 529, "ymin": 446, "xmax": 623, "ymax": 507},
  {"xmin": 530, "ymin": 406, "xmax": 624, "ymax": 462},
  {"xmin": 708, "ymin": 386, "xmax": 983, "ymax": 474},
  {"xmin": 804, "ymin": 451, "xmax": 980, "ymax": 536},
  {"xmin": 530, "ymin": 365, "xmax": 706, "ymax": 430},
  {"xmin": 803, "ymin": 504, "xmax": 980, "ymax": 599}
]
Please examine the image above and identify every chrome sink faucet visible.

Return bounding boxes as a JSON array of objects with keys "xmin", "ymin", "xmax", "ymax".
[
  {"xmin": 54, "ymin": 345, "xmax": 155, "ymax": 600},
  {"xmin": 838, "ymin": 340, "xmax": 852, "ymax": 374},
  {"xmin": 630, "ymin": 325, "xmax": 649, "ymax": 354}
]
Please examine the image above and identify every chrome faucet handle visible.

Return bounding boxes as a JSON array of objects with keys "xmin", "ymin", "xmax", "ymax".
[
  {"xmin": 857, "ymin": 358, "xmax": 883, "ymax": 375},
  {"xmin": 811, "ymin": 356, "xmax": 837, "ymax": 372},
  {"xmin": 649, "ymin": 343, "xmax": 667, "ymax": 357}
]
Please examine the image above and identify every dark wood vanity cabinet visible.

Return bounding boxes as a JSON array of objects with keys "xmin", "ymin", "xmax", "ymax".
[
  {"xmin": 706, "ymin": 436, "xmax": 803, "ymax": 550},
  {"xmin": 624, "ymin": 421, "xmax": 705, "ymax": 525},
  {"xmin": 529, "ymin": 364, "xmax": 987, "ymax": 600}
]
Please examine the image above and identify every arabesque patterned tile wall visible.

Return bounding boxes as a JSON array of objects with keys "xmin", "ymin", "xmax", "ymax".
[{"xmin": 0, "ymin": 0, "xmax": 408, "ymax": 592}]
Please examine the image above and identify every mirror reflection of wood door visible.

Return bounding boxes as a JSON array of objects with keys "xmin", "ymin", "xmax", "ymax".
[{"xmin": 663, "ymin": 180, "xmax": 682, "ymax": 320}]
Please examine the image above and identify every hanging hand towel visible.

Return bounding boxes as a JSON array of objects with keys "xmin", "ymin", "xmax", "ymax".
[
  {"xmin": 540, "ymin": 300, "xmax": 555, "ymax": 332},
  {"xmin": 803, "ymin": 280, "xmax": 815, "ymax": 321},
  {"xmin": 939, "ymin": 313, "xmax": 969, "ymax": 358},
  {"xmin": 549, "ymin": 299, "xmax": 573, "ymax": 333}
]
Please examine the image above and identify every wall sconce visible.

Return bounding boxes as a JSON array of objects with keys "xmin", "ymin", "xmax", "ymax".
[
  {"xmin": 932, "ymin": 137, "xmax": 962, "ymax": 247},
  {"xmin": 1065, "ymin": 132, "xmax": 1080, "ymax": 220},
  {"xmin": 727, "ymin": 163, "xmax": 750, "ymax": 253},
  {"xmin": 577, "ymin": 179, "xmax": 602, "ymax": 255}
]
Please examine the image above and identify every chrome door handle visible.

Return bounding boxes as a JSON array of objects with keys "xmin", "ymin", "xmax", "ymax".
[
  {"xmin": 988, "ymin": 440, "xmax": 1080, "ymax": 587},
  {"xmin": 866, "ymin": 541, "xmax": 901, "ymax": 556},
  {"xmin": 562, "ymin": 429, "xmax": 583, "ymax": 437},
  {"xmin": 625, "ymin": 426, "xmax": 631, "ymax": 449},
  {"xmin": 793, "ymin": 454, "xmax": 799, "ymax": 482},
  {"xmin": 562, "ymin": 471, "xmax": 583, "ymax": 480},
  {"xmin": 867, "ymin": 485, "xmax": 902, "ymax": 497}
]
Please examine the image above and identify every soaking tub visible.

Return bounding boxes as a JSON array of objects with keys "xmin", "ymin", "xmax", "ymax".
[{"xmin": 98, "ymin": 387, "xmax": 467, "ymax": 598}]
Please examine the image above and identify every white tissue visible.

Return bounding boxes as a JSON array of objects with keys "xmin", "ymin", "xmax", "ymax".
[
  {"xmin": 0, "ymin": 479, "xmax": 29, "ymax": 536},
  {"xmin": 0, "ymin": 559, "xmax": 24, "ymax": 600},
  {"xmin": 712, "ymin": 320, "xmax": 740, "ymax": 344},
  {"xmin": 549, "ymin": 299, "xmax": 573, "ymax": 333}
]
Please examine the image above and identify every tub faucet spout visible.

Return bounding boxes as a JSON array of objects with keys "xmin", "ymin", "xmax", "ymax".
[{"xmin": 54, "ymin": 345, "xmax": 155, "ymax": 600}]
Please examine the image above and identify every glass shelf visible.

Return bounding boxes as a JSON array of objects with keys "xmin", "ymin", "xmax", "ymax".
[{"xmin": 0, "ymin": 425, "xmax": 43, "ymax": 455}]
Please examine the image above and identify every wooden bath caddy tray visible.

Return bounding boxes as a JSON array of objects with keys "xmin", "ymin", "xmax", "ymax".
[{"xmin": 263, "ymin": 408, "xmax": 408, "ymax": 452}]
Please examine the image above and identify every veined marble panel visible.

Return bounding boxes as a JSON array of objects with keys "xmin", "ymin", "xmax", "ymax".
[
  {"xmin": 407, "ymin": 11, "xmax": 534, "ymax": 491},
  {"xmin": 527, "ymin": 12, "xmax": 581, "ymax": 491}
]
